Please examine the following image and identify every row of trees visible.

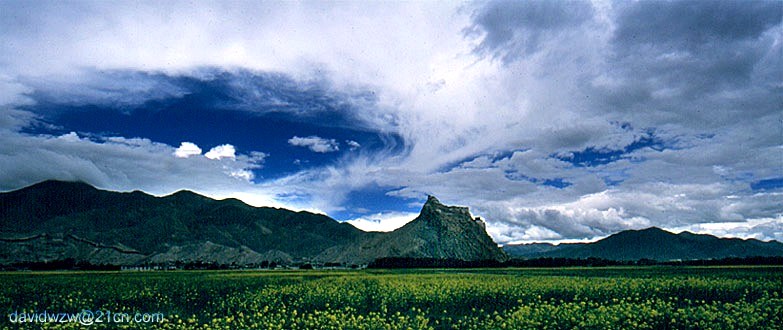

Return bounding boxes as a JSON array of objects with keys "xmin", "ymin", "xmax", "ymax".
[
  {"xmin": 368, "ymin": 256, "xmax": 783, "ymax": 269},
  {"xmin": 5, "ymin": 256, "xmax": 782, "ymax": 271}
]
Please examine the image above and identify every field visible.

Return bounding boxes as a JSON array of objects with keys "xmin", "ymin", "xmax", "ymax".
[{"xmin": 1, "ymin": 267, "xmax": 781, "ymax": 329}]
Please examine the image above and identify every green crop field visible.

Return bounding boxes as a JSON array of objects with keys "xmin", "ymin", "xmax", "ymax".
[{"xmin": 1, "ymin": 267, "xmax": 781, "ymax": 329}]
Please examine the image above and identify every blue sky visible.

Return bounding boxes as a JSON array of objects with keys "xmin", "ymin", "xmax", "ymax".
[
  {"xmin": 15, "ymin": 68, "xmax": 413, "ymax": 219},
  {"xmin": 22, "ymin": 70, "xmax": 404, "ymax": 182},
  {"xmin": 0, "ymin": 0, "xmax": 781, "ymax": 243}
]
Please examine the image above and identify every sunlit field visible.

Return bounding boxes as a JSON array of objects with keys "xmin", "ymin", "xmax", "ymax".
[{"xmin": 2, "ymin": 267, "xmax": 781, "ymax": 329}]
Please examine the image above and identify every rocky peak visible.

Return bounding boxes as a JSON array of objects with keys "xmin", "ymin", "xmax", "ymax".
[
  {"xmin": 422, "ymin": 195, "xmax": 444, "ymax": 210},
  {"xmin": 420, "ymin": 195, "xmax": 472, "ymax": 222},
  {"xmin": 396, "ymin": 196, "xmax": 507, "ymax": 261}
]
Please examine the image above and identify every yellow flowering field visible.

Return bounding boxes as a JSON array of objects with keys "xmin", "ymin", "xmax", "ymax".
[{"xmin": 1, "ymin": 267, "xmax": 781, "ymax": 329}]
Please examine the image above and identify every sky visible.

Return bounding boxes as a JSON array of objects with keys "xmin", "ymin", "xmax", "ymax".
[{"xmin": 0, "ymin": 0, "xmax": 781, "ymax": 244}]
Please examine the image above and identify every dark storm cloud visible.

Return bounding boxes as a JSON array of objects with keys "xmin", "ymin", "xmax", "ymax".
[
  {"xmin": 431, "ymin": 0, "xmax": 783, "ymax": 242},
  {"xmin": 613, "ymin": 1, "xmax": 781, "ymax": 48},
  {"xmin": 466, "ymin": 0, "xmax": 595, "ymax": 62},
  {"xmin": 600, "ymin": 0, "xmax": 782, "ymax": 118}
]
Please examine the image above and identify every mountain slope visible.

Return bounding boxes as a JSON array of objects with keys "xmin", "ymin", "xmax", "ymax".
[
  {"xmin": 0, "ymin": 181, "xmax": 506, "ymax": 266},
  {"xmin": 0, "ymin": 180, "xmax": 365, "ymax": 265},
  {"xmin": 317, "ymin": 196, "xmax": 507, "ymax": 263},
  {"xmin": 503, "ymin": 227, "xmax": 783, "ymax": 261}
]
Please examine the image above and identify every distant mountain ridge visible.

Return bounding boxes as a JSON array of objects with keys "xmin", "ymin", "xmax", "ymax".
[
  {"xmin": 503, "ymin": 227, "xmax": 783, "ymax": 261},
  {"xmin": 0, "ymin": 180, "xmax": 506, "ymax": 267}
]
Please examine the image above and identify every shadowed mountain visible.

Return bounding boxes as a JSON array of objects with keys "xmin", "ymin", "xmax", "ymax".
[
  {"xmin": 0, "ymin": 180, "xmax": 506, "ymax": 266},
  {"xmin": 503, "ymin": 227, "xmax": 783, "ymax": 261}
]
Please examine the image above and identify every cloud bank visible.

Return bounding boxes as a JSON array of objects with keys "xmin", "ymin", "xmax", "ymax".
[{"xmin": 1, "ymin": 0, "xmax": 780, "ymax": 243}]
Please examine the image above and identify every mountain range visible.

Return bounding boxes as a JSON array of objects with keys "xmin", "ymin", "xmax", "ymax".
[
  {"xmin": 0, "ymin": 180, "xmax": 505, "ymax": 266},
  {"xmin": 503, "ymin": 227, "xmax": 783, "ymax": 261},
  {"xmin": 2, "ymin": 180, "xmax": 781, "ymax": 268}
]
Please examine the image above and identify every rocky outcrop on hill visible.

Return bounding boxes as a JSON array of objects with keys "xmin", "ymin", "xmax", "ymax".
[{"xmin": 318, "ymin": 196, "xmax": 507, "ymax": 263}]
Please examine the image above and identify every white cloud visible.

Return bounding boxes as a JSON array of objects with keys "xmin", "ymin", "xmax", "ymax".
[
  {"xmin": 344, "ymin": 212, "xmax": 418, "ymax": 232},
  {"xmin": 671, "ymin": 216, "xmax": 783, "ymax": 242},
  {"xmin": 229, "ymin": 169, "xmax": 253, "ymax": 181},
  {"xmin": 0, "ymin": 75, "xmax": 34, "ymax": 108},
  {"xmin": 346, "ymin": 140, "xmax": 361, "ymax": 150},
  {"xmin": 205, "ymin": 144, "xmax": 236, "ymax": 160},
  {"xmin": 174, "ymin": 142, "xmax": 202, "ymax": 158},
  {"xmin": 288, "ymin": 136, "xmax": 339, "ymax": 153},
  {"xmin": 57, "ymin": 131, "xmax": 81, "ymax": 142}
]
